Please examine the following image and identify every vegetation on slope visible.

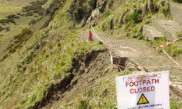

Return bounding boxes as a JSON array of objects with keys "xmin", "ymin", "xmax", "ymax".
[
  {"xmin": 0, "ymin": 0, "xmax": 104, "ymax": 108},
  {"xmin": 0, "ymin": 0, "xmax": 182, "ymax": 108}
]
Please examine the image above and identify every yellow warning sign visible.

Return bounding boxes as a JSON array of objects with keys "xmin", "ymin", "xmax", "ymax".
[
  {"xmin": 141, "ymin": 77, "xmax": 145, "ymax": 82},
  {"xmin": 137, "ymin": 93, "xmax": 149, "ymax": 105}
]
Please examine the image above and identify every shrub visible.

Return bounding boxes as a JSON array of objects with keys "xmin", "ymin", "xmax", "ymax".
[
  {"xmin": 103, "ymin": 11, "xmax": 111, "ymax": 19},
  {"xmin": 129, "ymin": 11, "xmax": 139, "ymax": 23},
  {"xmin": 124, "ymin": 21, "xmax": 132, "ymax": 30}
]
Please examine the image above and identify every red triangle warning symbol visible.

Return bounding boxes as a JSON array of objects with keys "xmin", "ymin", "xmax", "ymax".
[{"xmin": 137, "ymin": 93, "xmax": 149, "ymax": 105}]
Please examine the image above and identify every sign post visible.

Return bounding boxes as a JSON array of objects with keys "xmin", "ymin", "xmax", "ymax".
[{"xmin": 116, "ymin": 71, "xmax": 169, "ymax": 109}]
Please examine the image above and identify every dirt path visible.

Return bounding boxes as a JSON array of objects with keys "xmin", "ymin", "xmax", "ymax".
[
  {"xmin": 80, "ymin": 28, "xmax": 182, "ymax": 102},
  {"xmin": 81, "ymin": 29, "xmax": 182, "ymax": 80}
]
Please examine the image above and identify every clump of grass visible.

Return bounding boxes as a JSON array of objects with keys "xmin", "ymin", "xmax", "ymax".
[
  {"xmin": 164, "ymin": 45, "xmax": 182, "ymax": 57},
  {"xmin": 176, "ymin": 31, "xmax": 182, "ymax": 38},
  {"xmin": 137, "ymin": 33, "xmax": 143, "ymax": 40},
  {"xmin": 148, "ymin": 37, "xmax": 182, "ymax": 57},
  {"xmin": 148, "ymin": 37, "xmax": 167, "ymax": 48},
  {"xmin": 131, "ymin": 26, "xmax": 137, "ymax": 38},
  {"xmin": 170, "ymin": 99, "xmax": 182, "ymax": 109},
  {"xmin": 124, "ymin": 21, "xmax": 132, "ymax": 30},
  {"xmin": 102, "ymin": 11, "xmax": 111, "ymax": 19},
  {"xmin": 129, "ymin": 11, "xmax": 139, "ymax": 23},
  {"xmin": 30, "ymin": 94, "xmax": 37, "ymax": 103},
  {"xmin": 76, "ymin": 99, "xmax": 90, "ymax": 109}
]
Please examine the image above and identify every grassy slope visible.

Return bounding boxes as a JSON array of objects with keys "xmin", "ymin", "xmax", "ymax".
[
  {"xmin": 0, "ymin": 0, "xmax": 44, "ymax": 57},
  {"xmin": 0, "ymin": 0, "xmax": 181, "ymax": 108},
  {"xmin": 0, "ymin": 0, "xmax": 104, "ymax": 108},
  {"xmin": 0, "ymin": 0, "xmax": 36, "ymax": 19}
]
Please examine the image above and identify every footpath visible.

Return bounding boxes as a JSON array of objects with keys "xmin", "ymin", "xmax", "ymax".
[{"xmin": 79, "ymin": 27, "xmax": 182, "ymax": 102}]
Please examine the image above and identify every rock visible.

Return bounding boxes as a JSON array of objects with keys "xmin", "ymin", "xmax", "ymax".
[
  {"xmin": 143, "ymin": 25, "xmax": 164, "ymax": 41},
  {"xmin": 91, "ymin": 9, "xmax": 100, "ymax": 19},
  {"xmin": 152, "ymin": 19, "xmax": 182, "ymax": 40},
  {"xmin": 87, "ymin": 9, "xmax": 100, "ymax": 26},
  {"xmin": 170, "ymin": 3, "xmax": 182, "ymax": 25}
]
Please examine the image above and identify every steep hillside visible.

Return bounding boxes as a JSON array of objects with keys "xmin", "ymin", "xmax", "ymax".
[
  {"xmin": 0, "ymin": 0, "xmax": 105, "ymax": 108},
  {"xmin": 0, "ymin": 0, "xmax": 49, "ymax": 56},
  {"xmin": 0, "ymin": 0, "xmax": 182, "ymax": 109}
]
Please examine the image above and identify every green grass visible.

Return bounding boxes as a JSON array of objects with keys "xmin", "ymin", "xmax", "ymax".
[
  {"xmin": 102, "ymin": 11, "xmax": 111, "ymax": 19},
  {"xmin": 129, "ymin": 11, "xmax": 139, "ymax": 23},
  {"xmin": 14, "ymin": 32, "xmax": 104, "ymax": 108},
  {"xmin": 164, "ymin": 45, "xmax": 182, "ymax": 57},
  {"xmin": 0, "ymin": 0, "xmax": 105, "ymax": 108},
  {"xmin": 147, "ymin": 37, "xmax": 182, "ymax": 57},
  {"xmin": 170, "ymin": 99, "xmax": 182, "ymax": 109},
  {"xmin": 76, "ymin": 99, "xmax": 89, "ymax": 109}
]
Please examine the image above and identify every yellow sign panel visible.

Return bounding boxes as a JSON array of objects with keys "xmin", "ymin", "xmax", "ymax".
[{"xmin": 137, "ymin": 93, "xmax": 149, "ymax": 105}]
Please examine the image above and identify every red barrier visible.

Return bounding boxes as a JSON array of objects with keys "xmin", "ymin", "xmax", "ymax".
[
  {"xmin": 88, "ymin": 30, "xmax": 93, "ymax": 41},
  {"xmin": 169, "ymin": 82, "xmax": 182, "ymax": 90}
]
